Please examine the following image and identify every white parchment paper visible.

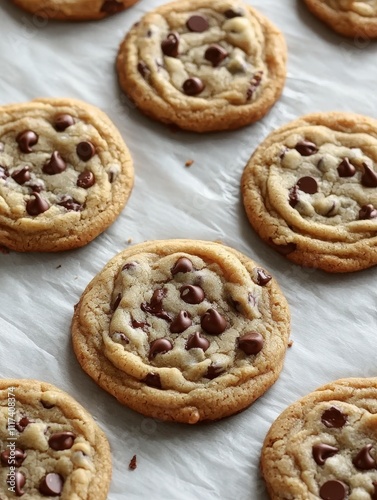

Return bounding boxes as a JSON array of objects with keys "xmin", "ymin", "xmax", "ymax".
[{"xmin": 0, "ymin": 1, "xmax": 377, "ymax": 498}]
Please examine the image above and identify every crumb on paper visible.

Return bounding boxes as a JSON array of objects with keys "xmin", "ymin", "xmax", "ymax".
[
  {"xmin": 0, "ymin": 245, "xmax": 10, "ymax": 254},
  {"xmin": 185, "ymin": 159, "xmax": 194, "ymax": 167},
  {"xmin": 56, "ymin": 264, "xmax": 62, "ymax": 269},
  {"xmin": 213, "ymin": 239, "xmax": 223, "ymax": 244},
  {"xmin": 288, "ymin": 340, "xmax": 293, "ymax": 348},
  {"xmin": 127, "ymin": 238, "xmax": 133, "ymax": 245},
  {"xmin": 129, "ymin": 455, "xmax": 137, "ymax": 470}
]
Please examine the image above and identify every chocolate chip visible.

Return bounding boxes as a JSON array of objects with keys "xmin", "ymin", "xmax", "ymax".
[
  {"xmin": 113, "ymin": 332, "xmax": 130, "ymax": 344},
  {"xmin": 256, "ymin": 268, "xmax": 272, "ymax": 286},
  {"xmin": 77, "ymin": 170, "xmax": 95, "ymax": 189},
  {"xmin": 57, "ymin": 195, "xmax": 83, "ymax": 212},
  {"xmin": 26, "ymin": 192, "xmax": 49, "ymax": 216},
  {"xmin": 205, "ymin": 364, "xmax": 225, "ymax": 380},
  {"xmin": 131, "ymin": 319, "xmax": 148, "ymax": 331},
  {"xmin": 361, "ymin": 163, "xmax": 377, "ymax": 187},
  {"xmin": 129, "ymin": 455, "xmax": 137, "ymax": 470},
  {"xmin": 0, "ymin": 166, "xmax": 9, "ymax": 179},
  {"xmin": 319, "ymin": 480, "xmax": 348, "ymax": 500},
  {"xmin": 15, "ymin": 416, "xmax": 31, "ymax": 432},
  {"xmin": 353, "ymin": 444, "xmax": 376, "ymax": 470},
  {"xmin": 149, "ymin": 338, "xmax": 173, "ymax": 359},
  {"xmin": 17, "ymin": 130, "xmax": 38, "ymax": 153},
  {"xmin": 321, "ymin": 407, "xmax": 347, "ymax": 428},
  {"xmin": 205, "ymin": 44, "xmax": 228, "ymax": 67},
  {"xmin": 186, "ymin": 14, "xmax": 209, "ymax": 32},
  {"xmin": 312, "ymin": 443, "xmax": 339, "ymax": 465},
  {"xmin": 111, "ymin": 293, "xmax": 122, "ymax": 311},
  {"xmin": 143, "ymin": 373, "xmax": 161, "ymax": 389},
  {"xmin": 295, "ymin": 141, "xmax": 318, "ymax": 156},
  {"xmin": 161, "ymin": 32, "xmax": 179, "ymax": 57},
  {"xmin": 246, "ymin": 72, "xmax": 263, "ymax": 100},
  {"xmin": 7, "ymin": 471, "xmax": 25, "ymax": 497},
  {"xmin": 183, "ymin": 77, "xmax": 205, "ymax": 96},
  {"xmin": 11, "ymin": 166, "xmax": 31, "ymax": 185},
  {"xmin": 48, "ymin": 431, "xmax": 75, "ymax": 451},
  {"xmin": 201, "ymin": 309, "xmax": 227, "ymax": 335},
  {"xmin": 359, "ymin": 204, "xmax": 377, "ymax": 220},
  {"xmin": 238, "ymin": 332, "xmax": 264, "ymax": 355},
  {"xmin": 170, "ymin": 311, "xmax": 192, "ymax": 333},
  {"xmin": 337, "ymin": 158, "xmax": 356, "ymax": 177},
  {"xmin": 43, "ymin": 151, "xmax": 67, "ymax": 175},
  {"xmin": 1, "ymin": 449, "xmax": 26, "ymax": 467},
  {"xmin": 137, "ymin": 61, "xmax": 150, "ymax": 79},
  {"xmin": 39, "ymin": 473, "xmax": 64, "ymax": 496},
  {"xmin": 41, "ymin": 400, "xmax": 54, "ymax": 409},
  {"xmin": 180, "ymin": 285, "xmax": 205, "ymax": 304},
  {"xmin": 76, "ymin": 141, "xmax": 96, "ymax": 161},
  {"xmin": 123, "ymin": 262, "xmax": 137, "ymax": 272},
  {"xmin": 224, "ymin": 8, "xmax": 243, "ymax": 18},
  {"xmin": 268, "ymin": 239, "xmax": 297, "ymax": 255},
  {"xmin": 297, "ymin": 176, "xmax": 318, "ymax": 194},
  {"xmin": 100, "ymin": 0, "xmax": 125, "ymax": 13},
  {"xmin": 141, "ymin": 289, "xmax": 172, "ymax": 321},
  {"xmin": 55, "ymin": 114, "xmax": 75, "ymax": 131},
  {"xmin": 186, "ymin": 332, "xmax": 210, "ymax": 351},
  {"xmin": 171, "ymin": 257, "xmax": 193, "ymax": 275},
  {"xmin": 288, "ymin": 185, "xmax": 299, "ymax": 207}
]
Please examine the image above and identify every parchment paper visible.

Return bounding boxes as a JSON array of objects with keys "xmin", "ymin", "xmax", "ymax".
[{"xmin": 0, "ymin": 1, "xmax": 376, "ymax": 498}]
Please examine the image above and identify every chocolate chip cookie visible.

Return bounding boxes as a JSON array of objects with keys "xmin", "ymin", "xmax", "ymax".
[
  {"xmin": 0, "ymin": 98, "xmax": 134, "ymax": 252},
  {"xmin": 304, "ymin": 0, "xmax": 377, "ymax": 38},
  {"xmin": 0, "ymin": 379, "xmax": 111, "ymax": 498},
  {"xmin": 72, "ymin": 239, "xmax": 291, "ymax": 424},
  {"xmin": 117, "ymin": 0, "xmax": 287, "ymax": 132},
  {"xmin": 261, "ymin": 377, "xmax": 377, "ymax": 499},
  {"xmin": 242, "ymin": 112, "xmax": 377, "ymax": 272},
  {"xmin": 11, "ymin": 0, "xmax": 138, "ymax": 21}
]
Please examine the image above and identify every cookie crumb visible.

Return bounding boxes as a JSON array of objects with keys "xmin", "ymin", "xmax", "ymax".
[
  {"xmin": 56, "ymin": 264, "xmax": 62, "ymax": 269},
  {"xmin": 129, "ymin": 455, "xmax": 137, "ymax": 470},
  {"xmin": 127, "ymin": 238, "xmax": 133, "ymax": 244},
  {"xmin": 185, "ymin": 159, "xmax": 194, "ymax": 167},
  {"xmin": 288, "ymin": 340, "xmax": 293, "ymax": 348}
]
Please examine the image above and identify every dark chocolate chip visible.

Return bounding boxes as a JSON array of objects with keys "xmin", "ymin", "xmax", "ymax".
[
  {"xmin": 122, "ymin": 262, "xmax": 137, "ymax": 271},
  {"xmin": 131, "ymin": 319, "xmax": 149, "ymax": 331},
  {"xmin": 288, "ymin": 185, "xmax": 299, "ymax": 207},
  {"xmin": 76, "ymin": 141, "xmax": 96, "ymax": 161},
  {"xmin": 359, "ymin": 204, "xmax": 377, "ymax": 220},
  {"xmin": 43, "ymin": 151, "xmax": 67, "ymax": 175},
  {"xmin": 41, "ymin": 400, "xmax": 55, "ymax": 409},
  {"xmin": 361, "ymin": 163, "xmax": 377, "ymax": 187},
  {"xmin": 353, "ymin": 444, "xmax": 376, "ymax": 470},
  {"xmin": 180, "ymin": 285, "xmax": 205, "ymax": 304},
  {"xmin": 11, "ymin": 166, "xmax": 31, "ymax": 185},
  {"xmin": 55, "ymin": 114, "xmax": 75, "ymax": 131},
  {"xmin": 100, "ymin": 0, "xmax": 125, "ymax": 13},
  {"xmin": 1, "ymin": 449, "xmax": 26, "ymax": 467},
  {"xmin": 143, "ymin": 373, "xmax": 161, "ymax": 389},
  {"xmin": 295, "ymin": 140, "xmax": 318, "ymax": 156},
  {"xmin": 186, "ymin": 14, "xmax": 209, "ymax": 32},
  {"xmin": 337, "ymin": 158, "xmax": 356, "ymax": 177},
  {"xmin": 129, "ymin": 455, "xmax": 137, "ymax": 470},
  {"xmin": 15, "ymin": 416, "xmax": 31, "ymax": 432},
  {"xmin": 319, "ymin": 480, "xmax": 348, "ymax": 500},
  {"xmin": 39, "ymin": 473, "xmax": 64, "ymax": 496},
  {"xmin": 170, "ymin": 311, "xmax": 192, "ymax": 333},
  {"xmin": 138, "ymin": 61, "xmax": 150, "ymax": 79},
  {"xmin": 183, "ymin": 77, "xmax": 205, "ymax": 96},
  {"xmin": 26, "ymin": 192, "xmax": 49, "ymax": 216},
  {"xmin": 112, "ymin": 293, "xmax": 122, "ymax": 311},
  {"xmin": 57, "ymin": 195, "xmax": 83, "ymax": 212},
  {"xmin": 77, "ymin": 170, "xmax": 95, "ymax": 189},
  {"xmin": 312, "ymin": 443, "xmax": 339, "ymax": 466},
  {"xmin": 268, "ymin": 239, "xmax": 297, "ymax": 255},
  {"xmin": 186, "ymin": 332, "xmax": 210, "ymax": 351},
  {"xmin": 297, "ymin": 176, "xmax": 318, "ymax": 194},
  {"xmin": 149, "ymin": 338, "xmax": 173, "ymax": 359},
  {"xmin": 171, "ymin": 257, "xmax": 193, "ymax": 275},
  {"xmin": 7, "ymin": 471, "xmax": 25, "ymax": 497},
  {"xmin": 256, "ymin": 268, "xmax": 272, "ymax": 286},
  {"xmin": 0, "ymin": 166, "xmax": 9, "ymax": 179},
  {"xmin": 224, "ymin": 8, "xmax": 243, "ymax": 18},
  {"xmin": 201, "ymin": 309, "xmax": 227, "ymax": 335},
  {"xmin": 17, "ymin": 130, "xmax": 38, "ymax": 153},
  {"xmin": 205, "ymin": 364, "xmax": 225, "ymax": 380},
  {"xmin": 48, "ymin": 432, "xmax": 75, "ymax": 451},
  {"xmin": 204, "ymin": 44, "xmax": 228, "ymax": 67},
  {"xmin": 141, "ymin": 289, "xmax": 172, "ymax": 321},
  {"xmin": 29, "ymin": 183, "xmax": 44, "ymax": 193},
  {"xmin": 246, "ymin": 72, "xmax": 263, "ymax": 100},
  {"xmin": 113, "ymin": 332, "xmax": 130, "ymax": 344},
  {"xmin": 238, "ymin": 332, "xmax": 264, "ymax": 355},
  {"xmin": 321, "ymin": 407, "xmax": 347, "ymax": 428},
  {"xmin": 161, "ymin": 32, "xmax": 180, "ymax": 57}
]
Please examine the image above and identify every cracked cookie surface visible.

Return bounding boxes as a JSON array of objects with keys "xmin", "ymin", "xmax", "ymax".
[
  {"xmin": 72, "ymin": 239, "xmax": 290, "ymax": 424},
  {"xmin": 0, "ymin": 379, "xmax": 111, "ymax": 499},
  {"xmin": 304, "ymin": 0, "xmax": 377, "ymax": 37},
  {"xmin": 261, "ymin": 377, "xmax": 377, "ymax": 500},
  {"xmin": 0, "ymin": 98, "xmax": 134, "ymax": 252},
  {"xmin": 241, "ymin": 112, "xmax": 377, "ymax": 272},
  {"xmin": 117, "ymin": 0, "xmax": 287, "ymax": 132}
]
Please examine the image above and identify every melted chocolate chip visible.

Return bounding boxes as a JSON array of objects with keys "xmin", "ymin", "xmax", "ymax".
[
  {"xmin": 41, "ymin": 400, "xmax": 55, "ymax": 409},
  {"xmin": 321, "ymin": 407, "xmax": 347, "ymax": 428},
  {"xmin": 77, "ymin": 170, "xmax": 95, "ymax": 189},
  {"xmin": 312, "ymin": 443, "xmax": 339, "ymax": 465},
  {"xmin": 205, "ymin": 364, "xmax": 225, "ymax": 380},
  {"xmin": 26, "ymin": 192, "xmax": 49, "ymax": 216},
  {"xmin": 57, "ymin": 195, "xmax": 83, "ymax": 212},
  {"xmin": 186, "ymin": 14, "xmax": 209, "ymax": 32},
  {"xmin": 15, "ymin": 417, "xmax": 31, "ymax": 432},
  {"xmin": 138, "ymin": 61, "xmax": 150, "ymax": 79},
  {"xmin": 337, "ymin": 158, "xmax": 356, "ymax": 177},
  {"xmin": 295, "ymin": 140, "xmax": 318, "ymax": 156},
  {"xmin": 131, "ymin": 319, "xmax": 148, "ymax": 331},
  {"xmin": 11, "ymin": 166, "xmax": 31, "ymax": 185},
  {"xmin": 170, "ymin": 311, "xmax": 192, "ymax": 333},
  {"xmin": 76, "ymin": 141, "xmax": 96, "ymax": 161},
  {"xmin": 180, "ymin": 285, "xmax": 205, "ymax": 304},
  {"xmin": 201, "ymin": 309, "xmax": 227, "ymax": 335},
  {"xmin": 186, "ymin": 332, "xmax": 210, "ymax": 351},
  {"xmin": 17, "ymin": 130, "xmax": 38, "ymax": 153},
  {"xmin": 7, "ymin": 471, "xmax": 25, "ymax": 497},
  {"xmin": 39, "ymin": 473, "xmax": 64, "ymax": 496},
  {"xmin": 361, "ymin": 163, "xmax": 377, "ymax": 187},
  {"xmin": 0, "ymin": 166, "xmax": 9, "ymax": 179},
  {"xmin": 171, "ymin": 257, "xmax": 193, "ymax": 275},
  {"xmin": 55, "ymin": 114, "xmax": 75, "ymax": 131},
  {"xmin": 205, "ymin": 44, "xmax": 228, "ymax": 67},
  {"xmin": 246, "ymin": 72, "xmax": 263, "ymax": 100},
  {"xmin": 183, "ymin": 77, "xmax": 205, "ymax": 96},
  {"xmin": 268, "ymin": 239, "xmax": 297, "ymax": 255},
  {"xmin": 319, "ymin": 480, "xmax": 348, "ymax": 500},
  {"xmin": 149, "ymin": 338, "xmax": 173, "ymax": 359},
  {"xmin": 161, "ymin": 33, "xmax": 180, "ymax": 57},
  {"xmin": 224, "ymin": 8, "xmax": 243, "ymax": 18},
  {"xmin": 43, "ymin": 151, "xmax": 67, "ymax": 175},
  {"xmin": 113, "ymin": 332, "xmax": 130, "ymax": 344},
  {"xmin": 353, "ymin": 444, "xmax": 376, "ymax": 470},
  {"xmin": 288, "ymin": 185, "xmax": 299, "ymax": 207},
  {"xmin": 1, "ymin": 449, "xmax": 26, "ymax": 467},
  {"xmin": 141, "ymin": 289, "xmax": 172, "ymax": 322},
  {"xmin": 256, "ymin": 268, "xmax": 272, "ymax": 286},
  {"xmin": 112, "ymin": 293, "xmax": 122, "ymax": 311},
  {"xmin": 48, "ymin": 432, "xmax": 75, "ymax": 451},
  {"xmin": 238, "ymin": 332, "xmax": 264, "ymax": 355},
  {"xmin": 143, "ymin": 373, "xmax": 161, "ymax": 389},
  {"xmin": 359, "ymin": 204, "xmax": 377, "ymax": 220},
  {"xmin": 123, "ymin": 262, "xmax": 137, "ymax": 271},
  {"xmin": 297, "ymin": 176, "xmax": 318, "ymax": 194},
  {"xmin": 100, "ymin": 0, "xmax": 125, "ymax": 13}
]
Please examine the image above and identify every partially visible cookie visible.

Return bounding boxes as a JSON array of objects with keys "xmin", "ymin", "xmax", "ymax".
[
  {"xmin": 261, "ymin": 377, "xmax": 377, "ymax": 499},
  {"xmin": 304, "ymin": 0, "xmax": 377, "ymax": 38},
  {"xmin": 0, "ymin": 98, "xmax": 134, "ymax": 252},
  {"xmin": 242, "ymin": 112, "xmax": 377, "ymax": 272},
  {"xmin": 0, "ymin": 379, "xmax": 111, "ymax": 499},
  {"xmin": 72, "ymin": 239, "xmax": 291, "ymax": 424},
  {"xmin": 11, "ymin": 0, "xmax": 138, "ymax": 21},
  {"xmin": 117, "ymin": 0, "xmax": 287, "ymax": 132}
]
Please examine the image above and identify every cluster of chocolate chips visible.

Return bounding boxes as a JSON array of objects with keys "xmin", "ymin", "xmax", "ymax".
[
  {"xmin": 286, "ymin": 140, "xmax": 377, "ymax": 220},
  {"xmin": 0, "ymin": 115, "xmax": 97, "ymax": 216},
  {"xmin": 312, "ymin": 406, "xmax": 377, "ymax": 500}
]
